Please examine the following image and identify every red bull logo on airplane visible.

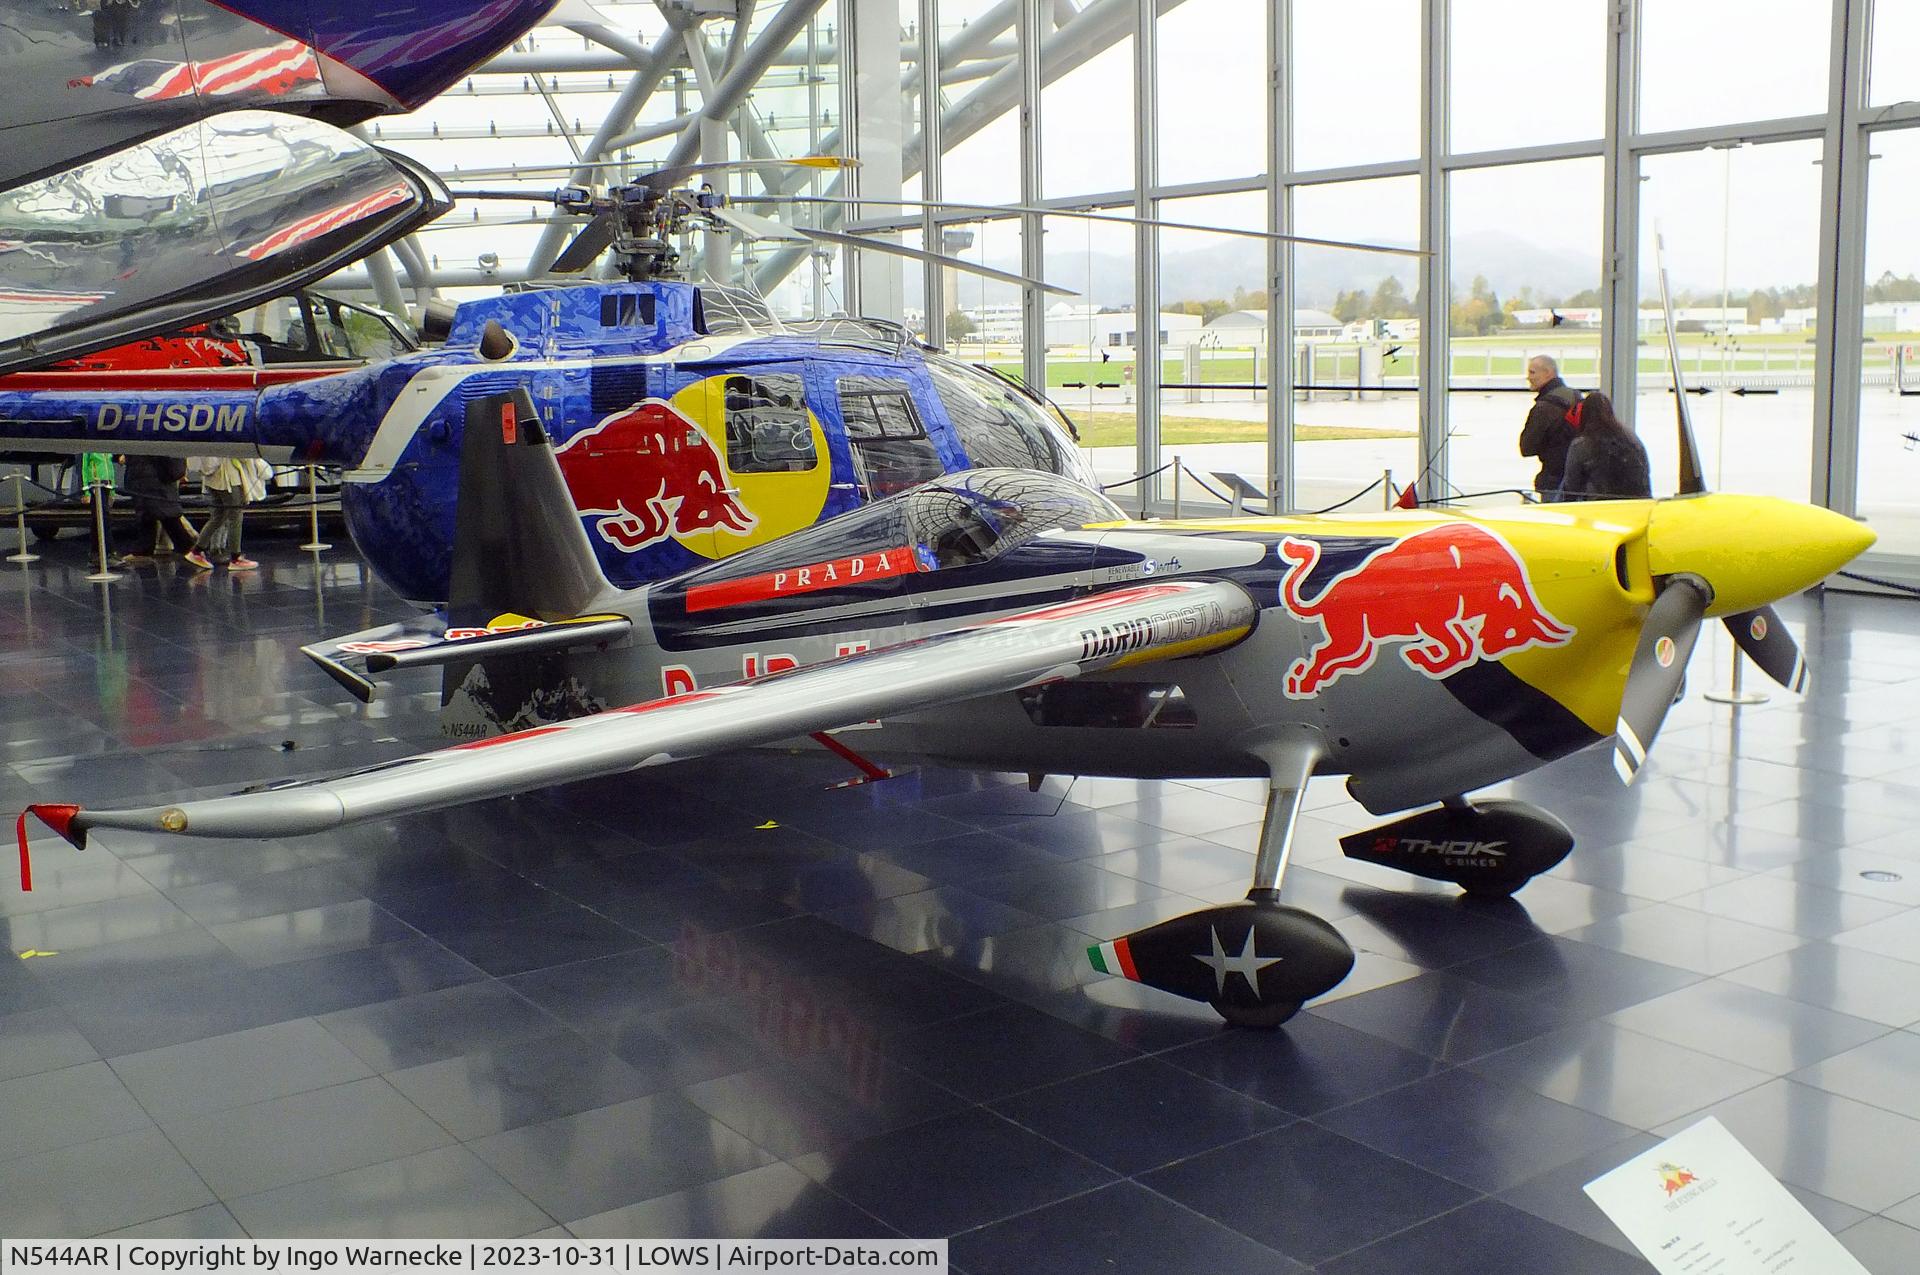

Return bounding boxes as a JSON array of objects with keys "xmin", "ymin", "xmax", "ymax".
[
  {"xmin": 555, "ymin": 397, "xmax": 757, "ymax": 553},
  {"xmin": 1277, "ymin": 524, "xmax": 1574, "ymax": 698}
]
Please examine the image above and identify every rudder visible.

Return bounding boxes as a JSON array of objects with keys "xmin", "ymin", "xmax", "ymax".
[{"xmin": 448, "ymin": 387, "xmax": 612, "ymax": 629}]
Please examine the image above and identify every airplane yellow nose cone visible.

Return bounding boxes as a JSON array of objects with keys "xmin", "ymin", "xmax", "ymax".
[{"xmin": 1646, "ymin": 494, "xmax": 1876, "ymax": 616}]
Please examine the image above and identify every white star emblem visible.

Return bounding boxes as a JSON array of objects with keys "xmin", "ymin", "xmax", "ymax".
[{"xmin": 1193, "ymin": 925, "xmax": 1284, "ymax": 999}]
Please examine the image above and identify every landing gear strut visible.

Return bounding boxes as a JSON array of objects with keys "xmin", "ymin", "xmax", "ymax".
[{"xmin": 1085, "ymin": 734, "xmax": 1356, "ymax": 1029}]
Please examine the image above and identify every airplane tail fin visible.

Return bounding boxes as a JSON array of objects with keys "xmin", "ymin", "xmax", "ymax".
[{"xmin": 447, "ymin": 386, "xmax": 612, "ymax": 629}]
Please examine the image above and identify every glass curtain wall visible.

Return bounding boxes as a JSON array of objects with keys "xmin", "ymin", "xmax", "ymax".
[
  {"xmin": 812, "ymin": 0, "xmax": 1917, "ymax": 578},
  {"xmin": 1044, "ymin": 214, "xmax": 1136, "ymax": 487},
  {"xmin": 1446, "ymin": 158, "xmax": 1603, "ymax": 500},
  {"xmin": 1291, "ymin": 177, "xmax": 1423, "ymax": 511},
  {"xmin": 1855, "ymin": 130, "xmax": 1920, "ymax": 556},
  {"xmin": 1153, "ymin": 191, "xmax": 1265, "ymax": 511},
  {"xmin": 341, "ymin": 0, "xmax": 1912, "ymax": 577},
  {"xmin": 1638, "ymin": 142, "xmax": 1821, "ymax": 504}
]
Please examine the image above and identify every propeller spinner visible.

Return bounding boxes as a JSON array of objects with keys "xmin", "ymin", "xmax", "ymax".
[{"xmin": 1610, "ymin": 234, "xmax": 1828, "ymax": 783}]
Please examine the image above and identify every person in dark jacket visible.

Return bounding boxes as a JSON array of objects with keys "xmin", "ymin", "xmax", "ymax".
[
  {"xmin": 1558, "ymin": 392, "xmax": 1652, "ymax": 501},
  {"xmin": 115, "ymin": 454, "xmax": 196, "ymax": 562},
  {"xmin": 1519, "ymin": 355, "xmax": 1581, "ymax": 500}
]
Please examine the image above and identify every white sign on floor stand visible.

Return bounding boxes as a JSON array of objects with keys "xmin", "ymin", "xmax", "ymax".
[{"xmin": 1584, "ymin": 1117, "xmax": 1869, "ymax": 1273}]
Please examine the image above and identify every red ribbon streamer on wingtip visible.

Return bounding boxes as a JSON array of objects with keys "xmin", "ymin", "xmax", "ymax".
[{"xmin": 14, "ymin": 810, "xmax": 32, "ymax": 892}]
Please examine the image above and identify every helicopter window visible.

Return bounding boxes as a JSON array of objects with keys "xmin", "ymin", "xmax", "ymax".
[
  {"xmin": 927, "ymin": 358, "xmax": 1073, "ymax": 475},
  {"xmin": 724, "ymin": 374, "xmax": 816, "ymax": 474},
  {"xmin": 837, "ymin": 376, "xmax": 946, "ymax": 498},
  {"xmin": 600, "ymin": 292, "xmax": 657, "ymax": 328},
  {"xmin": 334, "ymin": 299, "xmax": 412, "ymax": 360}
]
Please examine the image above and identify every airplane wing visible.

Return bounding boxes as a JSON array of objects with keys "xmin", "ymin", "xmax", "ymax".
[{"xmin": 18, "ymin": 580, "xmax": 1256, "ymax": 877}]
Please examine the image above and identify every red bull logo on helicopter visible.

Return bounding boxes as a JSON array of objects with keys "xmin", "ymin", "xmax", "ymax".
[
  {"xmin": 1277, "ymin": 524, "xmax": 1573, "ymax": 698},
  {"xmin": 554, "ymin": 398, "xmax": 756, "ymax": 553}
]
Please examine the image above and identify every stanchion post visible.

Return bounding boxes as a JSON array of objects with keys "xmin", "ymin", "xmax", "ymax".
[
  {"xmin": 6, "ymin": 473, "xmax": 39, "ymax": 564},
  {"xmin": 1705, "ymin": 642, "xmax": 1768, "ymax": 706},
  {"xmin": 299, "ymin": 465, "xmax": 331, "ymax": 553},
  {"xmin": 1172, "ymin": 453, "xmax": 1183, "ymax": 520},
  {"xmin": 84, "ymin": 480, "xmax": 120, "ymax": 583},
  {"xmin": 1383, "ymin": 468, "xmax": 1395, "ymax": 511}
]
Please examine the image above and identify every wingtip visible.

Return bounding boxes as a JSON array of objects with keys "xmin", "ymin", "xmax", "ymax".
[{"xmin": 14, "ymin": 804, "xmax": 87, "ymax": 892}]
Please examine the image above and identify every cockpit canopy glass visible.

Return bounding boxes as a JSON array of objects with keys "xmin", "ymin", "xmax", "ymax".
[
  {"xmin": 926, "ymin": 356, "xmax": 1097, "ymax": 488},
  {"xmin": 676, "ymin": 469, "xmax": 1124, "ymax": 590},
  {"xmin": 0, "ymin": 110, "xmax": 447, "ymax": 374}
]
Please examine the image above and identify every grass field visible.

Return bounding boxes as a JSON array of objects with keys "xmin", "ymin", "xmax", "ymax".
[{"xmin": 970, "ymin": 328, "xmax": 1920, "ymax": 390}]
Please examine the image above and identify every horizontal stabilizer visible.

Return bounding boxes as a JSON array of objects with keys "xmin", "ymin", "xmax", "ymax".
[
  {"xmin": 303, "ymin": 612, "xmax": 631, "ymax": 703},
  {"xmin": 368, "ymin": 615, "xmax": 630, "ymax": 672}
]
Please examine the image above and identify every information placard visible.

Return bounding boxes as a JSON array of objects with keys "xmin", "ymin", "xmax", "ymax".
[{"xmin": 1583, "ymin": 1117, "xmax": 1868, "ymax": 1274}]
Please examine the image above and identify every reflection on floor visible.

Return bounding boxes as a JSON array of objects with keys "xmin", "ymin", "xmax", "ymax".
[{"xmin": 4, "ymin": 532, "xmax": 1920, "ymax": 1272}]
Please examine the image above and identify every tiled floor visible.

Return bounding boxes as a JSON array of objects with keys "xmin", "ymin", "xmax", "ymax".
[{"xmin": 4, "ymin": 532, "xmax": 1920, "ymax": 1272}]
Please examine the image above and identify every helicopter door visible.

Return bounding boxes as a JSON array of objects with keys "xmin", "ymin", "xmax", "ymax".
[
  {"xmin": 699, "ymin": 369, "xmax": 824, "ymax": 559},
  {"xmin": 836, "ymin": 375, "xmax": 947, "ymax": 500}
]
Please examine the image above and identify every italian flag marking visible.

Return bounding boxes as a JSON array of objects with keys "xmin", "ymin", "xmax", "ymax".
[{"xmin": 1087, "ymin": 937, "xmax": 1139, "ymax": 980}]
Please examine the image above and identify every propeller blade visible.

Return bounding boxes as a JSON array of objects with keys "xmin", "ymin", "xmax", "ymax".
[
  {"xmin": 1613, "ymin": 574, "xmax": 1712, "ymax": 785},
  {"xmin": 548, "ymin": 211, "xmax": 619, "ymax": 273},
  {"xmin": 1723, "ymin": 604, "xmax": 1808, "ymax": 692},
  {"xmin": 786, "ymin": 223, "xmax": 1077, "ymax": 296},
  {"xmin": 750, "ymin": 194, "xmax": 1429, "ymax": 259},
  {"xmin": 1652, "ymin": 231, "xmax": 1708, "ymax": 496},
  {"xmin": 1605, "ymin": 572, "xmax": 1712, "ymax": 783}
]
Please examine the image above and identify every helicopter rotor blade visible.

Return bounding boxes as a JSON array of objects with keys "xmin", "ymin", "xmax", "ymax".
[
  {"xmin": 776, "ymin": 222, "xmax": 1077, "ymax": 297},
  {"xmin": 549, "ymin": 211, "xmax": 621, "ymax": 274},
  {"xmin": 749, "ymin": 194, "xmax": 1428, "ymax": 259},
  {"xmin": 413, "ymin": 215, "xmax": 582, "ymax": 233},
  {"xmin": 708, "ymin": 206, "xmax": 810, "ymax": 242},
  {"xmin": 444, "ymin": 187, "xmax": 586, "ymax": 203},
  {"xmin": 443, "ymin": 155, "xmax": 856, "ymax": 185}
]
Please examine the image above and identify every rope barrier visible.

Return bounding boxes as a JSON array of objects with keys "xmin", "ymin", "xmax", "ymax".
[
  {"xmin": 1300, "ymin": 479, "xmax": 1384, "ymax": 515},
  {"xmin": 1098, "ymin": 460, "xmax": 1176, "ymax": 492},
  {"xmin": 1836, "ymin": 569, "xmax": 1920, "ymax": 597},
  {"xmin": 1174, "ymin": 464, "xmax": 1234, "ymax": 505}
]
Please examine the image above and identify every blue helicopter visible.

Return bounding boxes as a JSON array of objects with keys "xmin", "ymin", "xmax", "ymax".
[
  {"xmin": 7, "ymin": 279, "xmax": 1099, "ymax": 603},
  {"xmin": 0, "ymin": 0, "xmax": 1409, "ymax": 607},
  {"xmin": 3, "ymin": 6, "xmax": 1108, "ymax": 611}
]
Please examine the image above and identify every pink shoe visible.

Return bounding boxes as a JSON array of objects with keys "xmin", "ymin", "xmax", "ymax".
[
  {"xmin": 226, "ymin": 556, "xmax": 259, "ymax": 571},
  {"xmin": 183, "ymin": 550, "xmax": 213, "ymax": 570}
]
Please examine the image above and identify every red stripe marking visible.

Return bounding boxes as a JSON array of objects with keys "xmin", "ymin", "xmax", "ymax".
[
  {"xmin": 686, "ymin": 546, "xmax": 923, "ymax": 613},
  {"xmin": 0, "ymin": 367, "xmax": 335, "ymax": 391},
  {"xmin": 446, "ymin": 687, "xmax": 731, "ymax": 751},
  {"xmin": 14, "ymin": 810, "xmax": 31, "ymax": 892},
  {"xmin": 449, "ymin": 724, "xmax": 568, "ymax": 751},
  {"xmin": 1113, "ymin": 936, "xmax": 1138, "ymax": 981},
  {"xmin": 612, "ymin": 689, "xmax": 725, "ymax": 715},
  {"xmin": 980, "ymin": 582, "xmax": 1192, "ymax": 626}
]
